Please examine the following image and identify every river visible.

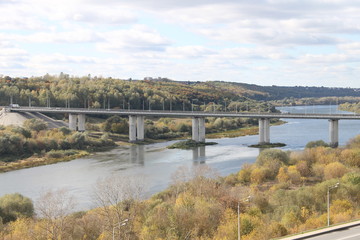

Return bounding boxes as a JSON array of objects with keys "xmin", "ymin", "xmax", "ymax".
[{"xmin": 1, "ymin": 105, "xmax": 359, "ymax": 210}]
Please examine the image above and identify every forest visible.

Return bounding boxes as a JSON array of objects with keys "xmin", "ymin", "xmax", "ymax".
[
  {"xmin": 0, "ymin": 136, "xmax": 359, "ymax": 239},
  {"xmin": 1, "ymin": 74, "xmax": 360, "ymax": 111}
]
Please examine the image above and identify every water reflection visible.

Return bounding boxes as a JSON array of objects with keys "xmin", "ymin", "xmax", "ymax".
[
  {"xmin": 130, "ymin": 145, "xmax": 145, "ymax": 165},
  {"xmin": 192, "ymin": 146, "xmax": 206, "ymax": 164}
]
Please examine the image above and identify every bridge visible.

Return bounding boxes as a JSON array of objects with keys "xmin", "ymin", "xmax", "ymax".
[{"xmin": 6, "ymin": 106, "xmax": 360, "ymax": 147}]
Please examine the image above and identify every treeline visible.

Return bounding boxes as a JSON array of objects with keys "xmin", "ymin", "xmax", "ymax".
[
  {"xmin": 272, "ymin": 96, "xmax": 360, "ymax": 107},
  {"xmin": 233, "ymin": 82, "xmax": 360, "ymax": 100},
  {"xmin": 1, "ymin": 137, "xmax": 359, "ymax": 239},
  {"xmin": 0, "ymin": 118, "xmax": 114, "ymax": 165},
  {"xmin": 0, "ymin": 74, "xmax": 266, "ymax": 111},
  {"xmin": 2, "ymin": 74, "xmax": 359, "ymax": 111}
]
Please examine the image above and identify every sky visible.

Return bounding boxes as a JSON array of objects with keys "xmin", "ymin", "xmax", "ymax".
[{"xmin": 1, "ymin": 0, "xmax": 360, "ymax": 87}]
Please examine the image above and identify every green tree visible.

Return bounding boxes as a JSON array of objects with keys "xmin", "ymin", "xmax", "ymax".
[{"xmin": 0, "ymin": 193, "xmax": 34, "ymax": 224}]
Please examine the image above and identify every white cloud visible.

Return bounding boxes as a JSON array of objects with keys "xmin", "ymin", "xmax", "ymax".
[
  {"xmin": 166, "ymin": 46, "xmax": 216, "ymax": 58},
  {"xmin": 97, "ymin": 25, "xmax": 171, "ymax": 53},
  {"xmin": 1, "ymin": 0, "xmax": 360, "ymax": 87}
]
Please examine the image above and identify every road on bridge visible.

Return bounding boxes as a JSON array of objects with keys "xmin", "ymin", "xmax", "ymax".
[
  {"xmin": 280, "ymin": 221, "xmax": 360, "ymax": 240},
  {"xmin": 7, "ymin": 106, "xmax": 360, "ymax": 120}
]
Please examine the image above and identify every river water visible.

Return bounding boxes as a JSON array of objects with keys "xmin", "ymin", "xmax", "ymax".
[{"xmin": 1, "ymin": 105, "xmax": 359, "ymax": 210}]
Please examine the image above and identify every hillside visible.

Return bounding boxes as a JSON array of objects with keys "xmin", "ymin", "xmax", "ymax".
[{"xmin": 1, "ymin": 75, "xmax": 359, "ymax": 111}]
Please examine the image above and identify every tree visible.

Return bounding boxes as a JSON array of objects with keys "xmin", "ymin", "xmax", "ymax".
[
  {"xmin": 0, "ymin": 193, "xmax": 34, "ymax": 224},
  {"xmin": 256, "ymin": 149, "xmax": 289, "ymax": 179},
  {"xmin": 92, "ymin": 175, "xmax": 145, "ymax": 238},
  {"xmin": 35, "ymin": 189, "xmax": 77, "ymax": 239}
]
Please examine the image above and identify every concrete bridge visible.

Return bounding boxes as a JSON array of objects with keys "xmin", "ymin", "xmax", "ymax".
[{"xmin": 7, "ymin": 106, "xmax": 360, "ymax": 147}]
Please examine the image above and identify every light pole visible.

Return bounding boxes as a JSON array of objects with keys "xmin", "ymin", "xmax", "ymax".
[
  {"xmin": 238, "ymin": 196, "xmax": 251, "ymax": 240},
  {"xmin": 192, "ymin": 99, "xmax": 198, "ymax": 112},
  {"xmin": 113, "ymin": 219, "xmax": 129, "ymax": 240},
  {"xmin": 327, "ymin": 182, "xmax": 339, "ymax": 226}
]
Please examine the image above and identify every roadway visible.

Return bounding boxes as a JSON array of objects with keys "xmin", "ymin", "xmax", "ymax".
[
  {"xmin": 6, "ymin": 106, "xmax": 360, "ymax": 120},
  {"xmin": 279, "ymin": 220, "xmax": 360, "ymax": 240},
  {"xmin": 304, "ymin": 225, "xmax": 360, "ymax": 240}
]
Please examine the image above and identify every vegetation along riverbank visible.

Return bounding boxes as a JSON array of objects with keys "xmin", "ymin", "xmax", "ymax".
[
  {"xmin": 0, "ymin": 108, "xmax": 285, "ymax": 172},
  {"xmin": 0, "ymin": 136, "xmax": 359, "ymax": 239},
  {"xmin": 0, "ymin": 118, "xmax": 115, "ymax": 173}
]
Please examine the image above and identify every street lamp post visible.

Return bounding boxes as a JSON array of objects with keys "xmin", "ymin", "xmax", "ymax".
[
  {"xmin": 327, "ymin": 182, "xmax": 339, "ymax": 226},
  {"xmin": 238, "ymin": 196, "xmax": 251, "ymax": 240},
  {"xmin": 113, "ymin": 219, "xmax": 129, "ymax": 240},
  {"xmin": 192, "ymin": 99, "xmax": 198, "ymax": 112}
]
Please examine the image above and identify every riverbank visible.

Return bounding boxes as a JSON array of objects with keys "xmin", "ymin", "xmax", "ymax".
[
  {"xmin": 0, "ymin": 120, "xmax": 285, "ymax": 173},
  {"xmin": 0, "ymin": 150, "xmax": 89, "ymax": 173}
]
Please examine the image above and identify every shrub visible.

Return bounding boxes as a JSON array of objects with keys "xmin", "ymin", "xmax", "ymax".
[
  {"xmin": 238, "ymin": 164, "xmax": 252, "ymax": 184},
  {"xmin": 256, "ymin": 149, "xmax": 289, "ymax": 179},
  {"xmin": 23, "ymin": 119, "xmax": 48, "ymax": 132},
  {"xmin": 250, "ymin": 168, "xmax": 267, "ymax": 184},
  {"xmin": 0, "ymin": 193, "xmax": 34, "ymax": 224},
  {"xmin": 324, "ymin": 162, "xmax": 348, "ymax": 180},
  {"xmin": 11, "ymin": 127, "xmax": 31, "ymax": 138},
  {"xmin": 305, "ymin": 140, "xmax": 329, "ymax": 148}
]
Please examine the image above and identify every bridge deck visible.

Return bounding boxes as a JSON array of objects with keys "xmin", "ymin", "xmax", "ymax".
[{"xmin": 7, "ymin": 107, "xmax": 360, "ymax": 120}]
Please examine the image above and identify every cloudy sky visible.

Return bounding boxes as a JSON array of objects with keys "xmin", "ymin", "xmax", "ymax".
[{"xmin": 1, "ymin": 0, "xmax": 360, "ymax": 87}]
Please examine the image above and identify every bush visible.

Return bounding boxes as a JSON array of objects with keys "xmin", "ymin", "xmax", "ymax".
[
  {"xmin": 324, "ymin": 162, "xmax": 348, "ymax": 180},
  {"xmin": 256, "ymin": 149, "xmax": 289, "ymax": 179},
  {"xmin": 0, "ymin": 193, "xmax": 34, "ymax": 224},
  {"xmin": 23, "ymin": 119, "xmax": 48, "ymax": 132},
  {"xmin": 305, "ymin": 140, "xmax": 329, "ymax": 148},
  {"xmin": 59, "ymin": 127, "xmax": 72, "ymax": 135},
  {"xmin": 11, "ymin": 127, "xmax": 31, "ymax": 138}
]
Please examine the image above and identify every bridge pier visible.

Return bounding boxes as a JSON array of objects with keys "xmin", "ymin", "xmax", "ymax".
[
  {"xmin": 264, "ymin": 118, "xmax": 270, "ymax": 143},
  {"xmin": 192, "ymin": 117, "xmax": 199, "ymax": 142},
  {"xmin": 69, "ymin": 114, "xmax": 77, "ymax": 130},
  {"xmin": 78, "ymin": 114, "xmax": 86, "ymax": 132},
  {"xmin": 192, "ymin": 117, "xmax": 206, "ymax": 142},
  {"xmin": 259, "ymin": 118, "xmax": 270, "ymax": 145},
  {"xmin": 199, "ymin": 118, "xmax": 206, "ymax": 142},
  {"xmin": 129, "ymin": 115, "xmax": 145, "ymax": 142},
  {"xmin": 137, "ymin": 116, "xmax": 145, "ymax": 141},
  {"xmin": 69, "ymin": 114, "xmax": 86, "ymax": 131},
  {"xmin": 329, "ymin": 119, "xmax": 339, "ymax": 148}
]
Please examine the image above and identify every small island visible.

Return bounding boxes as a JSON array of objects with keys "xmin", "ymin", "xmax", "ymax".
[
  {"xmin": 249, "ymin": 142, "xmax": 286, "ymax": 148},
  {"xmin": 167, "ymin": 140, "xmax": 218, "ymax": 149}
]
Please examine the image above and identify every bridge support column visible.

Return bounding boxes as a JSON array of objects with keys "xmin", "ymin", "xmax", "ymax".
[
  {"xmin": 259, "ymin": 118, "xmax": 270, "ymax": 144},
  {"xmin": 264, "ymin": 118, "xmax": 270, "ymax": 144},
  {"xmin": 329, "ymin": 119, "xmax": 339, "ymax": 148},
  {"xmin": 137, "ymin": 116, "xmax": 145, "ymax": 141},
  {"xmin": 192, "ymin": 117, "xmax": 199, "ymax": 142},
  {"xmin": 198, "ymin": 118, "xmax": 206, "ymax": 142},
  {"xmin": 69, "ymin": 114, "xmax": 77, "ymax": 131},
  {"xmin": 259, "ymin": 119, "xmax": 265, "ymax": 144},
  {"xmin": 78, "ymin": 114, "xmax": 86, "ymax": 132},
  {"xmin": 129, "ymin": 115, "xmax": 137, "ymax": 142}
]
